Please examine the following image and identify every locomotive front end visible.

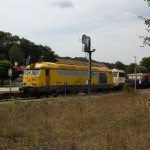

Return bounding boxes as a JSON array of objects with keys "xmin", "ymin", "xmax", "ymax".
[
  {"xmin": 22, "ymin": 69, "xmax": 41, "ymax": 87},
  {"xmin": 19, "ymin": 65, "xmax": 44, "ymax": 96}
]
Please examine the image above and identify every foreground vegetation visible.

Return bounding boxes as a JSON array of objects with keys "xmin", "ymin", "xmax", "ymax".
[{"xmin": 0, "ymin": 92, "xmax": 150, "ymax": 150}]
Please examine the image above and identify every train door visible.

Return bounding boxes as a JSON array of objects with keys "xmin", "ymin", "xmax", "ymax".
[{"xmin": 46, "ymin": 69, "xmax": 49, "ymax": 86}]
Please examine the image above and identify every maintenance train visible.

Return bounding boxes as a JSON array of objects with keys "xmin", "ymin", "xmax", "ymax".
[{"xmin": 19, "ymin": 62, "xmax": 122, "ymax": 97}]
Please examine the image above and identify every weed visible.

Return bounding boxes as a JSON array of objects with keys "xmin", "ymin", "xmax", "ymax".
[{"xmin": 0, "ymin": 93, "xmax": 150, "ymax": 149}]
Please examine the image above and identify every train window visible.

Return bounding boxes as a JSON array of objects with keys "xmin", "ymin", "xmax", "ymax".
[
  {"xmin": 119, "ymin": 73, "xmax": 125, "ymax": 77},
  {"xmin": 112, "ymin": 72, "xmax": 117, "ymax": 77},
  {"xmin": 24, "ymin": 70, "xmax": 31, "ymax": 75},
  {"xmin": 57, "ymin": 70, "xmax": 88, "ymax": 76},
  {"xmin": 99, "ymin": 73, "xmax": 107, "ymax": 83},
  {"xmin": 32, "ymin": 69, "xmax": 40, "ymax": 76}
]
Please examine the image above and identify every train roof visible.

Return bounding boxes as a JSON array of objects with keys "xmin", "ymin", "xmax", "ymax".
[
  {"xmin": 112, "ymin": 68, "xmax": 125, "ymax": 73},
  {"xmin": 26, "ymin": 62, "xmax": 111, "ymax": 72},
  {"xmin": 53, "ymin": 58, "xmax": 109, "ymax": 68}
]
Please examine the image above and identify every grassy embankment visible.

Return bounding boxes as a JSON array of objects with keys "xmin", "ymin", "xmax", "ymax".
[{"xmin": 0, "ymin": 91, "xmax": 150, "ymax": 150}]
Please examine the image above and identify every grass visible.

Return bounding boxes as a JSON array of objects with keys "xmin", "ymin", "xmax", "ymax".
[{"xmin": 0, "ymin": 92, "xmax": 150, "ymax": 150}]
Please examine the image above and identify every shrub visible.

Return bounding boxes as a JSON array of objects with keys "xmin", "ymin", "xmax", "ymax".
[{"xmin": 122, "ymin": 84, "xmax": 135, "ymax": 93}]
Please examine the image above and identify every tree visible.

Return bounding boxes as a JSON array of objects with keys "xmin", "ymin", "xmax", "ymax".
[
  {"xmin": 114, "ymin": 61, "xmax": 125, "ymax": 70},
  {"xmin": 136, "ymin": 65, "xmax": 148, "ymax": 73},
  {"xmin": 126, "ymin": 63, "xmax": 136, "ymax": 74},
  {"xmin": 145, "ymin": 0, "xmax": 150, "ymax": 6},
  {"xmin": 140, "ymin": 57, "xmax": 150, "ymax": 72},
  {"xmin": 0, "ymin": 31, "xmax": 58, "ymax": 65},
  {"xmin": 0, "ymin": 60, "xmax": 19, "ymax": 87},
  {"xmin": 102, "ymin": 62, "xmax": 115, "ymax": 69},
  {"xmin": 139, "ymin": 0, "xmax": 150, "ymax": 46},
  {"xmin": 8, "ymin": 43, "xmax": 24, "ymax": 64}
]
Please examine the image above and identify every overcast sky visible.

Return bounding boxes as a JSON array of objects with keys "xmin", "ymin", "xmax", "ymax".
[{"xmin": 0, "ymin": 0, "xmax": 149, "ymax": 64}]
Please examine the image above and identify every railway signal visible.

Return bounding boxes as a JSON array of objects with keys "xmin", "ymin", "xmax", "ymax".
[{"xmin": 82, "ymin": 34, "xmax": 95, "ymax": 94}]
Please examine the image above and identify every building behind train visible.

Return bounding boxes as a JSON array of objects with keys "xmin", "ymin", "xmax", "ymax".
[{"xmin": 127, "ymin": 73, "xmax": 150, "ymax": 88}]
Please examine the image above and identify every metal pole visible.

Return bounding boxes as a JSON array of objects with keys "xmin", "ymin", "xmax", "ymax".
[
  {"xmin": 88, "ymin": 52, "xmax": 92, "ymax": 94},
  {"xmin": 64, "ymin": 82, "xmax": 67, "ymax": 95},
  {"xmin": 81, "ymin": 35, "xmax": 95, "ymax": 94},
  {"xmin": 10, "ymin": 76, "xmax": 12, "ymax": 92},
  {"xmin": 134, "ymin": 56, "xmax": 137, "ymax": 91},
  {"xmin": 10, "ymin": 57, "xmax": 12, "ymax": 93}
]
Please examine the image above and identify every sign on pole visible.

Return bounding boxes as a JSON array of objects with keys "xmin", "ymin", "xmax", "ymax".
[{"xmin": 8, "ymin": 69, "xmax": 12, "ymax": 76}]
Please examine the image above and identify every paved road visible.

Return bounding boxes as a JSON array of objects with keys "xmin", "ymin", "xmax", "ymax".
[{"xmin": 0, "ymin": 87, "xmax": 19, "ymax": 92}]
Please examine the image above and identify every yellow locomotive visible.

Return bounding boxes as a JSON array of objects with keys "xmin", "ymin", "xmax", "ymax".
[{"xmin": 20, "ymin": 62, "xmax": 113, "ymax": 97}]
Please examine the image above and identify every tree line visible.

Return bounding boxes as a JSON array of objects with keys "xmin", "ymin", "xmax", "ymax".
[
  {"xmin": 0, "ymin": 31, "xmax": 58, "ymax": 65},
  {"xmin": 0, "ymin": 30, "xmax": 150, "ymax": 87}
]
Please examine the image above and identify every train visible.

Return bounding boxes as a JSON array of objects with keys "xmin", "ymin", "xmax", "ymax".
[
  {"xmin": 20, "ymin": 61, "xmax": 124, "ymax": 97},
  {"xmin": 19, "ymin": 61, "xmax": 128, "ymax": 97},
  {"xmin": 112, "ymin": 69, "xmax": 125, "ymax": 89}
]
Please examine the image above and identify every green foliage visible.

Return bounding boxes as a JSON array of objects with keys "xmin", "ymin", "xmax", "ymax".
[
  {"xmin": 122, "ymin": 84, "xmax": 134, "ymax": 93},
  {"xmin": 115, "ymin": 61, "xmax": 125, "ymax": 70},
  {"xmin": 140, "ymin": 57, "xmax": 150, "ymax": 72},
  {"xmin": 0, "ymin": 31, "xmax": 58, "ymax": 65},
  {"xmin": 74, "ymin": 57, "xmax": 88, "ymax": 62},
  {"xmin": 103, "ymin": 62, "xmax": 115, "ymax": 69},
  {"xmin": 125, "ymin": 63, "xmax": 135, "ymax": 74},
  {"xmin": 0, "ymin": 60, "xmax": 19, "ymax": 82},
  {"xmin": 125, "ymin": 57, "xmax": 150, "ymax": 74},
  {"xmin": 136, "ymin": 65, "xmax": 148, "ymax": 73},
  {"xmin": 0, "ymin": 94, "xmax": 150, "ymax": 149},
  {"xmin": 8, "ymin": 43, "xmax": 24, "ymax": 63},
  {"xmin": 145, "ymin": 0, "xmax": 150, "ymax": 6},
  {"xmin": 139, "ymin": 1, "xmax": 150, "ymax": 46},
  {"xmin": 0, "ymin": 60, "xmax": 10, "ymax": 80}
]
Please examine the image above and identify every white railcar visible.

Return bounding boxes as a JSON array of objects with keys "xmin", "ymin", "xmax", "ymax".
[{"xmin": 112, "ymin": 69, "xmax": 125, "ymax": 89}]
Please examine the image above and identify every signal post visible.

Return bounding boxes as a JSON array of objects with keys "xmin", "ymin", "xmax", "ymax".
[{"xmin": 82, "ymin": 35, "xmax": 95, "ymax": 94}]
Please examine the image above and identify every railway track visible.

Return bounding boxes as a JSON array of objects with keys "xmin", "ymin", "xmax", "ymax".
[
  {"xmin": 0, "ymin": 90, "xmax": 122, "ymax": 103},
  {"xmin": 1, "ymin": 87, "xmax": 150, "ymax": 103}
]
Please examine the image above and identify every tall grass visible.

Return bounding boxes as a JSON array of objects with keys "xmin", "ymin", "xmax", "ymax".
[{"xmin": 0, "ymin": 92, "xmax": 150, "ymax": 149}]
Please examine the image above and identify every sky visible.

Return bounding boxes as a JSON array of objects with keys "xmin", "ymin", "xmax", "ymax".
[{"xmin": 0, "ymin": 0, "xmax": 149, "ymax": 65}]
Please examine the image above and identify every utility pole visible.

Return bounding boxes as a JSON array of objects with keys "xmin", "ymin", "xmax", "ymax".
[{"xmin": 82, "ymin": 35, "xmax": 95, "ymax": 94}]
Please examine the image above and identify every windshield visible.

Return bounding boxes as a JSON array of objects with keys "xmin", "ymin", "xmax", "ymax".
[
  {"xmin": 23, "ymin": 69, "xmax": 40, "ymax": 76},
  {"xmin": 112, "ymin": 72, "xmax": 117, "ymax": 77},
  {"xmin": 119, "ymin": 72, "xmax": 125, "ymax": 77}
]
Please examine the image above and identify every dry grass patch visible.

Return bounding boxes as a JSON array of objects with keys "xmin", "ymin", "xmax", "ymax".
[{"xmin": 0, "ymin": 92, "xmax": 150, "ymax": 149}]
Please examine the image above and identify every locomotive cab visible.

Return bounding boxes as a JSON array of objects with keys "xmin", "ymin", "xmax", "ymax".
[
  {"xmin": 22, "ymin": 68, "xmax": 41, "ymax": 87},
  {"xmin": 20, "ymin": 66, "xmax": 50, "ymax": 97},
  {"xmin": 24, "ymin": 69, "xmax": 40, "ymax": 76},
  {"xmin": 112, "ymin": 69, "xmax": 125, "ymax": 89}
]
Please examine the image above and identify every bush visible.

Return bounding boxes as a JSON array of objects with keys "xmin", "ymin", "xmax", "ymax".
[{"xmin": 122, "ymin": 84, "xmax": 134, "ymax": 93}]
